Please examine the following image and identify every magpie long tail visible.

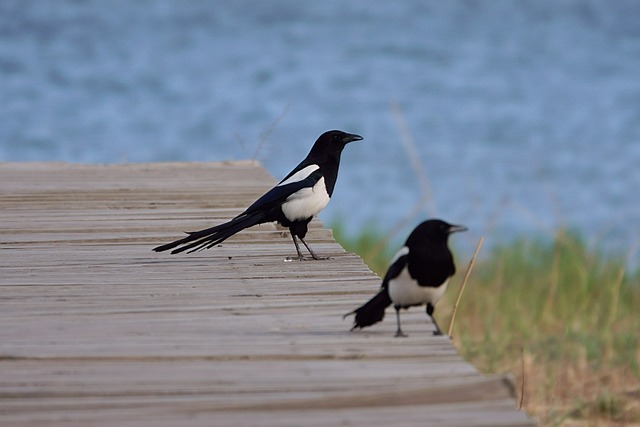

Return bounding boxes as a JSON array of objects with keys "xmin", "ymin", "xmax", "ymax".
[
  {"xmin": 153, "ymin": 211, "xmax": 267, "ymax": 254},
  {"xmin": 344, "ymin": 290, "xmax": 392, "ymax": 331}
]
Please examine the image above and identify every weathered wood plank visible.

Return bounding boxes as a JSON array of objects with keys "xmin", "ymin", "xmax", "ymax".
[{"xmin": 0, "ymin": 162, "xmax": 534, "ymax": 426}]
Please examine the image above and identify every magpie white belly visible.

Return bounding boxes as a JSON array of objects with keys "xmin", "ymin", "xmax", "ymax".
[
  {"xmin": 388, "ymin": 268, "xmax": 449, "ymax": 307},
  {"xmin": 281, "ymin": 177, "xmax": 330, "ymax": 221}
]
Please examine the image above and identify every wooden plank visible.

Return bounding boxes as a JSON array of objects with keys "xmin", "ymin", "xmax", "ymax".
[{"xmin": 0, "ymin": 162, "xmax": 534, "ymax": 426}]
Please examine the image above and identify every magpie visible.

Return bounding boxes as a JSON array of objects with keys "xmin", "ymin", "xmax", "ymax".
[
  {"xmin": 153, "ymin": 130, "xmax": 363, "ymax": 260},
  {"xmin": 344, "ymin": 219, "xmax": 466, "ymax": 337}
]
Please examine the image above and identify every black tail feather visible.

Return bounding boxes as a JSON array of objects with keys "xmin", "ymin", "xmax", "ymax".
[
  {"xmin": 153, "ymin": 211, "xmax": 267, "ymax": 254},
  {"xmin": 344, "ymin": 289, "xmax": 392, "ymax": 330}
]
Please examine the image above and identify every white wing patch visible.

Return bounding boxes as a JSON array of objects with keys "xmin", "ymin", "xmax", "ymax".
[
  {"xmin": 389, "ymin": 246, "xmax": 409, "ymax": 266},
  {"xmin": 277, "ymin": 164, "xmax": 320, "ymax": 187}
]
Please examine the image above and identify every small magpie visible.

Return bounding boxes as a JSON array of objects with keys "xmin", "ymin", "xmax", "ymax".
[
  {"xmin": 344, "ymin": 219, "xmax": 466, "ymax": 337},
  {"xmin": 153, "ymin": 130, "xmax": 363, "ymax": 260}
]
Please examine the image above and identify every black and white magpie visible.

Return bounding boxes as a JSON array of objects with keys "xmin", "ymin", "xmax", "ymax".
[
  {"xmin": 153, "ymin": 130, "xmax": 363, "ymax": 260},
  {"xmin": 344, "ymin": 219, "xmax": 466, "ymax": 337}
]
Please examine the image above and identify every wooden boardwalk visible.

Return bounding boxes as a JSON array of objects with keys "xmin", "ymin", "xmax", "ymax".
[{"xmin": 0, "ymin": 162, "xmax": 534, "ymax": 426}]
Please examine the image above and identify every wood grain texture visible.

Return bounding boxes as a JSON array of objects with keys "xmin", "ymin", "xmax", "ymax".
[{"xmin": 0, "ymin": 162, "xmax": 535, "ymax": 426}]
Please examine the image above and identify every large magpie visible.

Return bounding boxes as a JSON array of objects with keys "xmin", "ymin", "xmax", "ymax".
[
  {"xmin": 344, "ymin": 219, "xmax": 466, "ymax": 337},
  {"xmin": 153, "ymin": 130, "xmax": 363, "ymax": 260}
]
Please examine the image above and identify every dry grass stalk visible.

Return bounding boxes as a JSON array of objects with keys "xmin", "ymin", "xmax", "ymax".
[{"xmin": 447, "ymin": 236, "xmax": 484, "ymax": 337}]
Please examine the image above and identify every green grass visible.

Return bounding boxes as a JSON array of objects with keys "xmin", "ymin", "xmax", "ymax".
[{"xmin": 331, "ymin": 222, "xmax": 640, "ymax": 426}]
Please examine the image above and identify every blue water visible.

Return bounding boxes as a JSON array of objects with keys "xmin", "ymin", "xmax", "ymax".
[{"xmin": 2, "ymin": 0, "xmax": 640, "ymax": 263}]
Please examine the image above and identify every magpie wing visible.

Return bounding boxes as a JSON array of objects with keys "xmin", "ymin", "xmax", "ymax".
[
  {"xmin": 244, "ymin": 167, "xmax": 323, "ymax": 214},
  {"xmin": 380, "ymin": 247, "xmax": 409, "ymax": 290}
]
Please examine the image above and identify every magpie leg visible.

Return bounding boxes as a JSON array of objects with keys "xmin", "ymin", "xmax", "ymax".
[
  {"xmin": 299, "ymin": 236, "xmax": 329, "ymax": 260},
  {"xmin": 289, "ymin": 235, "xmax": 305, "ymax": 261},
  {"xmin": 427, "ymin": 303, "xmax": 443, "ymax": 336},
  {"xmin": 394, "ymin": 306, "xmax": 407, "ymax": 338}
]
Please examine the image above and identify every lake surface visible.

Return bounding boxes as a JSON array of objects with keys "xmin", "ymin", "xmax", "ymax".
[{"xmin": 2, "ymin": 0, "xmax": 639, "ymax": 263}]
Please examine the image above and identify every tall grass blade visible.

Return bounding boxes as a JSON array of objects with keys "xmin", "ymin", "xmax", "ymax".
[{"xmin": 447, "ymin": 236, "xmax": 484, "ymax": 337}]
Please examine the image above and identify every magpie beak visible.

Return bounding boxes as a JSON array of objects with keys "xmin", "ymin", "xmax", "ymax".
[
  {"xmin": 447, "ymin": 224, "xmax": 468, "ymax": 234},
  {"xmin": 344, "ymin": 134, "xmax": 363, "ymax": 143}
]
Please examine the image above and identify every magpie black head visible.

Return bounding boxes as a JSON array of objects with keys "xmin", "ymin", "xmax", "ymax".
[
  {"xmin": 310, "ymin": 130, "xmax": 363, "ymax": 157},
  {"xmin": 406, "ymin": 219, "xmax": 467, "ymax": 247}
]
